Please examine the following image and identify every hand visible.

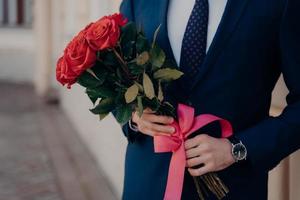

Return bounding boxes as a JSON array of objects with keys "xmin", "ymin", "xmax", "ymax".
[
  {"xmin": 132, "ymin": 108, "xmax": 175, "ymax": 137},
  {"xmin": 184, "ymin": 134, "xmax": 235, "ymax": 176}
]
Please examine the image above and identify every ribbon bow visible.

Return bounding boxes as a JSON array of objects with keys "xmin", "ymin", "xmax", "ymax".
[{"xmin": 154, "ymin": 104, "xmax": 233, "ymax": 200}]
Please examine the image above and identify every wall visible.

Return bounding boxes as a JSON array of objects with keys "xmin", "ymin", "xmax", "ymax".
[
  {"xmin": 0, "ymin": 0, "xmax": 34, "ymax": 83},
  {"xmin": 0, "ymin": 28, "xmax": 34, "ymax": 83},
  {"xmin": 269, "ymin": 76, "xmax": 300, "ymax": 200},
  {"xmin": 61, "ymin": 85, "xmax": 127, "ymax": 197}
]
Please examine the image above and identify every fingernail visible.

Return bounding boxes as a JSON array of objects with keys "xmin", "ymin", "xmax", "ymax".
[
  {"xmin": 170, "ymin": 127, "xmax": 175, "ymax": 133},
  {"xmin": 169, "ymin": 118, "xmax": 174, "ymax": 123}
]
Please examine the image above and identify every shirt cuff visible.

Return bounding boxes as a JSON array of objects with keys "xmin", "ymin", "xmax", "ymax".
[{"xmin": 128, "ymin": 119, "xmax": 139, "ymax": 132}]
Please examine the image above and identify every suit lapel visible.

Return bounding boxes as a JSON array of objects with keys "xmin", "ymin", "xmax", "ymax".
[
  {"xmin": 189, "ymin": 0, "xmax": 250, "ymax": 90},
  {"xmin": 157, "ymin": 0, "xmax": 250, "ymax": 92},
  {"xmin": 158, "ymin": 0, "xmax": 177, "ymax": 63}
]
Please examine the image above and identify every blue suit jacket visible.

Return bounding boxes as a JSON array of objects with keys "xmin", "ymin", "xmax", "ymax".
[{"xmin": 119, "ymin": 0, "xmax": 300, "ymax": 199}]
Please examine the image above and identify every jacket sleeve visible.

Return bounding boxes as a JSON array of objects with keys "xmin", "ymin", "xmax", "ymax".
[
  {"xmin": 237, "ymin": 0, "xmax": 300, "ymax": 172},
  {"xmin": 120, "ymin": 0, "xmax": 134, "ymax": 21},
  {"xmin": 114, "ymin": 0, "xmax": 139, "ymax": 143}
]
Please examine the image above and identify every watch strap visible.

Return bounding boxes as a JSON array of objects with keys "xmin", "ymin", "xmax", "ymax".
[{"xmin": 228, "ymin": 135, "xmax": 240, "ymax": 145}]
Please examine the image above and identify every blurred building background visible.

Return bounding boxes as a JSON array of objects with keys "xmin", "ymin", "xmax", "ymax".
[{"xmin": 0, "ymin": 0, "xmax": 299, "ymax": 200}]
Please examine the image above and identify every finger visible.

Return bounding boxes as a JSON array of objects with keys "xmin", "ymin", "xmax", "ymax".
[
  {"xmin": 143, "ymin": 114, "xmax": 174, "ymax": 124},
  {"xmin": 141, "ymin": 128, "xmax": 155, "ymax": 137},
  {"xmin": 143, "ymin": 108, "xmax": 155, "ymax": 114},
  {"xmin": 153, "ymin": 132, "xmax": 172, "ymax": 137},
  {"xmin": 186, "ymin": 155, "xmax": 209, "ymax": 168},
  {"xmin": 185, "ymin": 138, "xmax": 200, "ymax": 150},
  {"xmin": 188, "ymin": 164, "xmax": 211, "ymax": 177},
  {"xmin": 147, "ymin": 122, "xmax": 175, "ymax": 134},
  {"xmin": 132, "ymin": 111, "xmax": 140, "ymax": 123},
  {"xmin": 184, "ymin": 134, "xmax": 209, "ymax": 150},
  {"xmin": 141, "ymin": 127, "xmax": 170, "ymax": 137},
  {"xmin": 186, "ymin": 145, "xmax": 207, "ymax": 159}
]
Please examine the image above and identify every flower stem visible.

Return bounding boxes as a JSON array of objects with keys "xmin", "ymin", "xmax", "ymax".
[
  {"xmin": 112, "ymin": 48, "xmax": 131, "ymax": 79},
  {"xmin": 192, "ymin": 173, "xmax": 229, "ymax": 200},
  {"xmin": 193, "ymin": 177, "xmax": 205, "ymax": 200}
]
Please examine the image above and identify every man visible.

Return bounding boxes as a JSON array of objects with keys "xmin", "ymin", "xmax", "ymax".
[{"xmin": 119, "ymin": 0, "xmax": 300, "ymax": 199}]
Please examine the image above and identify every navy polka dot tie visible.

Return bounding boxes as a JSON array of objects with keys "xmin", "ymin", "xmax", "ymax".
[{"xmin": 180, "ymin": 0, "xmax": 209, "ymax": 88}]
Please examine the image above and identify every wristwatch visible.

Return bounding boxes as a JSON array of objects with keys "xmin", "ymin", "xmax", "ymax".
[{"xmin": 228, "ymin": 136, "xmax": 247, "ymax": 162}]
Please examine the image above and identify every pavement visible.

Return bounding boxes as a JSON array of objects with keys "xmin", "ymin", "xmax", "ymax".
[{"xmin": 0, "ymin": 82, "xmax": 117, "ymax": 200}]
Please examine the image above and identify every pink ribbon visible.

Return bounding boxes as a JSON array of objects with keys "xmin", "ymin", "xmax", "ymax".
[{"xmin": 154, "ymin": 104, "xmax": 233, "ymax": 200}]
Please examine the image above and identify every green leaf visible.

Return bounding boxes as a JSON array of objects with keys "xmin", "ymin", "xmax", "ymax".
[
  {"xmin": 125, "ymin": 84, "xmax": 139, "ymax": 103},
  {"xmin": 136, "ymin": 34, "xmax": 150, "ymax": 53},
  {"xmin": 99, "ymin": 113, "xmax": 109, "ymax": 121},
  {"xmin": 116, "ymin": 68, "xmax": 123, "ymax": 80},
  {"xmin": 153, "ymin": 68, "xmax": 184, "ymax": 82},
  {"xmin": 86, "ymin": 89, "xmax": 98, "ymax": 104},
  {"xmin": 106, "ymin": 73, "xmax": 121, "ymax": 85},
  {"xmin": 158, "ymin": 102, "xmax": 176, "ymax": 117},
  {"xmin": 91, "ymin": 64, "xmax": 108, "ymax": 84},
  {"xmin": 143, "ymin": 72, "xmax": 155, "ymax": 99},
  {"xmin": 152, "ymin": 24, "xmax": 162, "ymax": 48},
  {"xmin": 161, "ymin": 59, "xmax": 178, "ymax": 69},
  {"xmin": 136, "ymin": 51, "xmax": 150, "ymax": 66},
  {"xmin": 122, "ymin": 41, "xmax": 135, "ymax": 60},
  {"xmin": 86, "ymin": 69, "xmax": 99, "ymax": 79},
  {"xmin": 121, "ymin": 22, "xmax": 137, "ymax": 43},
  {"xmin": 128, "ymin": 62, "xmax": 144, "ymax": 76},
  {"xmin": 142, "ymin": 97, "xmax": 160, "ymax": 112},
  {"xmin": 90, "ymin": 98, "xmax": 115, "ymax": 114},
  {"xmin": 134, "ymin": 81, "xmax": 144, "ymax": 92},
  {"xmin": 150, "ymin": 45, "xmax": 166, "ymax": 69},
  {"xmin": 77, "ymin": 71, "xmax": 102, "ymax": 88},
  {"xmin": 115, "ymin": 105, "xmax": 132, "ymax": 125},
  {"xmin": 157, "ymin": 81, "xmax": 164, "ymax": 102},
  {"xmin": 121, "ymin": 22, "xmax": 137, "ymax": 59},
  {"xmin": 86, "ymin": 86, "xmax": 116, "ymax": 99},
  {"xmin": 98, "ymin": 50, "xmax": 119, "ymax": 67},
  {"xmin": 137, "ymin": 96, "xmax": 143, "ymax": 117}
]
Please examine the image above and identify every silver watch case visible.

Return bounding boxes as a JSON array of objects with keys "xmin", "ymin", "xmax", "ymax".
[{"xmin": 231, "ymin": 141, "xmax": 247, "ymax": 162}]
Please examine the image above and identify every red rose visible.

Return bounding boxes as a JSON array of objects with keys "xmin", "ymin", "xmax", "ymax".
[
  {"xmin": 85, "ymin": 13, "xmax": 128, "ymax": 51},
  {"xmin": 56, "ymin": 57, "xmax": 76, "ymax": 88},
  {"xmin": 56, "ymin": 31, "xmax": 96, "ymax": 88},
  {"xmin": 80, "ymin": 22, "xmax": 94, "ymax": 35},
  {"xmin": 110, "ymin": 13, "xmax": 128, "ymax": 26}
]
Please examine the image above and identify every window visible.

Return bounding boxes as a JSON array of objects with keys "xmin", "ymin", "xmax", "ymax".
[{"xmin": 0, "ymin": 0, "xmax": 33, "ymax": 27}]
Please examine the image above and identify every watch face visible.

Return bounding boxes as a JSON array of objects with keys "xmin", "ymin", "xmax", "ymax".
[{"xmin": 232, "ymin": 143, "xmax": 247, "ymax": 161}]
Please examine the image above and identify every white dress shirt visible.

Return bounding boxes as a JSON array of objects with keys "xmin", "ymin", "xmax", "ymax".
[{"xmin": 168, "ymin": 0, "xmax": 228, "ymax": 65}]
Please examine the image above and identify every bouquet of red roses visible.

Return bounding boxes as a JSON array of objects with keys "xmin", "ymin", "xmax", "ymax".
[
  {"xmin": 56, "ymin": 13, "xmax": 232, "ymax": 200},
  {"xmin": 56, "ymin": 13, "xmax": 183, "ymax": 124}
]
